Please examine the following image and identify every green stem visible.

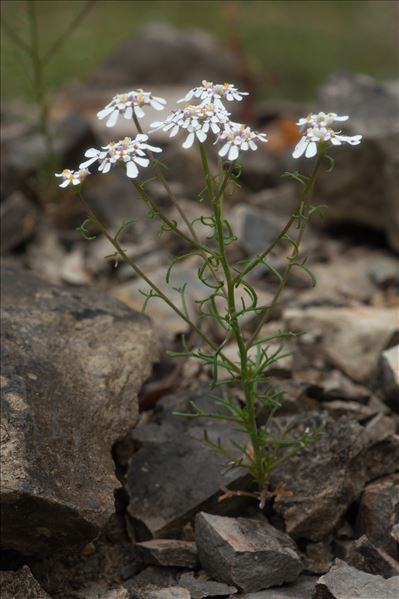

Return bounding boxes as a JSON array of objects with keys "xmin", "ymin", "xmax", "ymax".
[
  {"xmin": 131, "ymin": 179, "xmax": 216, "ymax": 257},
  {"xmin": 133, "ymin": 114, "xmax": 227, "ymax": 296},
  {"xmin": 247, "ymin": 154, "xmax": 323, "ymax": 348},
  {"xmin": 203, "ymin": 147, "xmax": 264, "ymax": 486},
  {"xmin": 133, "ymin": 111, "xmax": 197, "ymax": 240}
]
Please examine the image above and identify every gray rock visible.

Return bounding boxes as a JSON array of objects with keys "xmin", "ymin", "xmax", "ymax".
[
  {"xmin": 368, "ymin": 255, "xmax": 399, "ymax": 289},
  {"xmin": 1, "ymin": 113, "xmax": 96, "ymax": 198},
  {"xmin": 126, "ymin": 387, "xmax": 252, "ymax": 539},
  {"xmin": 233, "ymin": 575, "xmax": 317, "ymax": 598},
  {"xmin": 285, "ymin": 306, "xmax": 399, "ymax": 383},
  {"xmin": 378, "ymin": 345, "xmax": 399, "ymax": 410},
  {"xmin": 322, "ymin": 400, "xmax": 377, "ymax": 422},
  {"xmin": 391, "ymin": 524, "xmax": 399, "ymax": 543},
  {"xmin": 316, "ymin": 72, "xmax": 399, "ymax": 252},
  {"xmin": 314, "ymin": 560, "xmax": 399, "ymax": 599},
  {"xmin": 89, "ymin": 23, "xmax": 238, "ymax": 88},
  {"xmin": 236, "ymin": 148, "xmax": 285, "ymax": 191},
  {"xmin": 0, "ymin": 566, "xmax": 50, "ymax": 599},
  {"xmin": 302, "ymin": 542, "xmax": 332, "ymax": 575},
  {"xmin": 230, "ymin": 204, "xmax": 283, "ymax": 256},
  {"xmin": 179, "ymin": 572, "xmax": 237, "ymax": 598},
  {"xmin": 346, "ymin": 535, "xmax": 399, "ymax": 578},
  {"xmin": 0, "ymin": 265, "xmax": 158, "ymax": 554},
  {"xmin": 135, "ymin": 539, "xmax": 199, "ymax": 569},
  {"xmin": 356, "ymin": 474, "xmax": 399, "ymax": 559},
  {"xmin": 0, "ymin": 191, "xmax": 38, "ymax": 254},
  {"xmin": 126, "ymin": 434, "xmax": 249, "ymax": 539},
  {"xmin": 130, "ymin": 566, "xmax": 179, "ymax": 589},
  {"xmin": 195, "ymin": 512, "xmax": 302, "ymax": 592},
  {"xmin": 269, "ymin": 413, "xmax": 399, "ymax": 541},
  {"xmin": 137, "ymin": 588, "xmax": 191, "ymax": 599}
]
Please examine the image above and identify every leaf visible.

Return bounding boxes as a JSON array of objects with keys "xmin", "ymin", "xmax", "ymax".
[
  {"xmin": 324, "ymin": 154, "xmax": 335, "ymax": 173},
  {"xmin": 76, "ymin": 218, "xmax": 96, "ymax": 241},
  {"xmin": 281, "ymin": 170, "xmax": 309, "ymax": 186},
  {"xmin": 291, "ymin": 259, "xmax": 317, "ymax": 287},
  {"xmin": 114, "ymin": 219, "xmax": 136, "ymax": 243}
]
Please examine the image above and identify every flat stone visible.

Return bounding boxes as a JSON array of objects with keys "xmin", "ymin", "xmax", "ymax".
[
  {"xmin": 356, "ymin": 473, "xmax": 399, "ymax": 559},
  {"xmin": 314, "ymin": 560, "xmax": 399, "ymax": 599},
  {"xmin": 195, "ymin": 513, "xmax": 302, "ymax": 592},
  {"xmin": 126, "ymin": 435, "xmax": 249, "ymax": 540},
  {"xmin": 285, "ymin": 306, "xmax": 399, "ymax": 383},
  {"xmin": 126, "ymin": 387, "xmax": 251, "ymax": 539},
  {"xmin": 1, "ymin": 265, "xmax": 158, "ymax": 554},
  {"xmin": 139, "ymin": 588, "xmax": 191, "ymax": 599},
  {"xmin": 269, "ymin": 413, "xmax": 399, "ymax": 541},
  {"xmin": 135, "ymin": 539, "xmax": 199, "ymax": 569},
  {"xmin": 306, "ymin": 369, "xmax": 371, "ymax": 403},
  {"xmin": 178, "ymin": 572, "xmax": 237, "ymax": 598},
  {"xmin": 0, "ymin": 566, "xmax": 50, "ymax": 599},
  {"xmin": 232, "ymin": 575, "xmax": 317, "ymax": 598},
  {"xmin": 378, "ymin": 345, "xmax": 399, "ymax": 410}
]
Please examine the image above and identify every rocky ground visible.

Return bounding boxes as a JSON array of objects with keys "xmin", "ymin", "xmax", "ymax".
[{"xmin": 1, "ymin": 24, "xmax": 399, "ymax": 599}]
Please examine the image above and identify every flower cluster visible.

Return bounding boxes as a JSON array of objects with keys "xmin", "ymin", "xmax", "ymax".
[
  {"xmin": 55, "ymin": 168, "xmax": 89, "ymax": 188},
  {"xmin": 151, "ymin": 103, "xmax": 230, "ymax": 148},
  {"xmin": 217, "ymin": 123, "xmax": 267, "ymax": 161},
  {"xmin": 79, "ymin": 134, "xmax": 162, "ymax": 179},
  {"xmin": 97, "ymin": 89, "xmax": 167, "ymax": 127},
  {"xmin": 293, "ymin": 112, "xmax": 362, "ymax": 158},
  {"xmin": 151, "ymin": 81, "xmax": 267, "ymax": 160},
  {"xmin": 56, "ymin": 85, "xmax": 363, "ymax": 190},
  {"xmin": 177, "ymin": 80, "xmax": 248, "ymax": 109}
]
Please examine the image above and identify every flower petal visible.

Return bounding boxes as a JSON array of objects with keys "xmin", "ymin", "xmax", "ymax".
[
  {"xmin": 134, "ymin": 156, "xmax": 149, "ymax": 167},
  {"xmin": 134, "ymin": 105, "xmax": 145, "ymax": 118},
  {"xmin": 305, "ymin": 141, "xmax": 317, "ymax": 158},
  {"xmin": 292, "ymin": 136, "xmax": 307, "ymax": 159},
  {"xmin": 228, "ymin": 144, "xmax": 239, "ymax": 161},
  {"xmin": 124, "ymin": 106, "xmax": 133, "ymax": 120},
  {"xmin": 182, "ymin": 132, "xmax": 195, "ymax": 149},
  {"xmin": 106, "ymin": 110, "xmax": 119, "ymax": 128},
  {"xmin": 218, "ymin": 142, "xmax": 230, "ymax": 157},
  {"xmin": 97, "ymin": 105, "xmax": 114, "ymax": 120},
  {"xmin": 126, "ymin": 161, "xmax": 139, "ymax": 178},
  {"xmin": 79, "ymin": 156, "xmax": 98, "ymax": 169}
]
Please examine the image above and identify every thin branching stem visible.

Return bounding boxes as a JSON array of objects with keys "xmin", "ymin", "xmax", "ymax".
[
  {"xmin": 77, "ymin": 191, "xmax": 240, "ymax": 374},
  {"xmin": 247, "ymin": 153, "xmax": 323, "ymax": 348},
  {"xmin": 132, "ymin": 112, "xmax": 227, "ymax": 297}
]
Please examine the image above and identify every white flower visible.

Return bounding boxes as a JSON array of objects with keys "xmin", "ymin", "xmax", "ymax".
[
  {"xmin": 151, "ymin": 103, "xmax": 231, "ymax": 149},
  {"xmin": 293, "ymin": 114, "xmax": 362, "ymax": 159},
  {"xmin": 297, "ymin": 112, "xmax": 349, "ymax": 130},
  {"xmin": 55, "ymin": 168, "xmax": 89, "ymax": 188},
  {"xmin": 216, "ymin": 122, "xmax": 268, "ymax": 161},
  {"xmin": 97, "ymin": 89, "xmax": 167, "ymax": 127},
  {"xmin": 79, "ymin": 134, "xmax": 162, "ymax": 178},
  {"xmin": 178, "ymin": 80, "xmax": 248, "ymax": 109}
]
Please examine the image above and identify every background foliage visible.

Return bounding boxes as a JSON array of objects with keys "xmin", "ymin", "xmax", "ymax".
[{"xmin": 2, "ymin": 0, "xmax": 398, "ymax": 103}]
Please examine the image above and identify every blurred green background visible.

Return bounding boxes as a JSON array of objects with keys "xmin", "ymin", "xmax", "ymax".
[{"xmin": 1, "ymin": 0, "xmax": 398, "ymax": 103}]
